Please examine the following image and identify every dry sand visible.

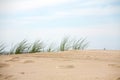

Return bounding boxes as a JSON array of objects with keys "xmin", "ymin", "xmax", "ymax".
[{"xmin": 0, "ymin": 50, "xmax": 120, "ymax": 80}]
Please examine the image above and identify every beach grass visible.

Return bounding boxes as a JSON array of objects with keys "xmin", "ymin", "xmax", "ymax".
[
  {"xmin": 1, "ymin": 36, "xmax": 89, "ymax": 54},
  {"xmin": 0, "ymin": 42, "xmax": 5, "ymax": 54},
  {"xmin": 10, "ymin": 40, "xmax": 29, "ymax": 54},
  {"xmin": 59, "ymin": 36, "xmax": 70, "ymax": 51},
  {"xmin": 29, "ymin": 40, "xmax": 44, "ymax": 53},
  {"xmin": 72, "ymin": 38, "xmax": 89, "ymax": 50},
  {"xmin": 46, "ymin": 43, "xmax": 55, "ymax": 52},
  {"xmin": 59, "ymin": 37, "xmax": 88, "ymax": 51}
]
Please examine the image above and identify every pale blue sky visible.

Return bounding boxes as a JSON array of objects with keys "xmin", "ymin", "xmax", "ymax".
[{"xmin": 0, "ymin": 0, "xmax": 120, "ymax": 50}]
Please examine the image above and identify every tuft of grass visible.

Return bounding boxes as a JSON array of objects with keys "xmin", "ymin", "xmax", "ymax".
[
  {"xmin": 10, "ymin": 40, "xmax": 29, "ymax": 54},
  {"xmin": 46, "ymin": 43, "xmax": 55, "ymax": 52},
  {"xmin": 0, "ymin": 43, "xmax": 5, "ymax": 54},
  {"xmin": 15, "ymin": 40, "xmax": 28, "ymax": 54},
  {"xmin": 0, "ymin": 36, "xmax": 89, "ymax": 55},
  {"xmin": 72, "ymin": 38, "xmax": 89, "ymax": 50},
  {"xmin": 59, "ymin": 37, "xmax": 71, "ymax": 51},
  {"xmin": 29, "ymin": 40, "xmax": 44, "ymax": 53},
  {"xmin": 46, "ymin": 47, "xmax": 54, "ymax": 52},
  {"xmin": 9, "ymin": 45, "xmax": 16, "ymax": 54}
]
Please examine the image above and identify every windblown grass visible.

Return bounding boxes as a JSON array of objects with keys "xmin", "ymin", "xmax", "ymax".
[
  {"xmin": 1, "ymin": 36, "xmax": 89, "ymax": 54},
  {"xmin": 10, "ymin": 40, "xmax": 29, "ymax": 54},
  {"xmin": 46, "ymin": 46, "xmax": 54, "ymax": 52},
  {"xmin": 0, "ymin": 43, "xmax": 5, "ymax": 54},
  {"xmin": 29, "ymin": 40, "xmax": 44, "ymax": 53},
  {"xmin": 59, "ymin": 37, "xmax": 71, "ymax": 51},
  {"xmin": 46, "ymin": 43, "xmax": 55, "ymax": 52},
  {"xmin": 59, "ymin": 37, "xmax": 89, "ymax": 51},
  {"xmin": 72, "ymin": 38, "xmax": 89, "ymax": 50}
]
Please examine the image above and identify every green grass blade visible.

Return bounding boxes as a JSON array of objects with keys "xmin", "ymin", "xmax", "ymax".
[
  {"xmin": 0, "ymin": 43, "xmax": 5, "ymax": 54},
  {"xmin": 59, "ymin": 36, "xmax": 70, "ymax": 51},
  {"xmin": 29, "ymin": 40, "xmax": 44, "ymax": 53},
  {"xmin": 14, "ymin": 40, "xmax": 29, "ymax": 54}
]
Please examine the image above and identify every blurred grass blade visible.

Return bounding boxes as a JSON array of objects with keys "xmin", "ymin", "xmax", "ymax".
[
  {"xmin": 14, "ymin": 40, "xmax": 28, "ymax": 54},
  {"xmin": 0, "ymin": 43, "xmax": 5, "ymax": 54},
  {"xmin": 72, "ymin": 38, "xmax": 89, "ymax": 50},
  {"xmin": 59, "ymin": 36, "xmax": 70, "ymax": 51},
  {"xmin": 81, "ymin": 42, "xmax": 89, "ymax": 50},
  {"xmin": 46, "ymin": 43, "xmax": 55, "ymax": 52},
  {"xmin": 29, "ymin": 40, "xmax": 44, "ymax": 53}
]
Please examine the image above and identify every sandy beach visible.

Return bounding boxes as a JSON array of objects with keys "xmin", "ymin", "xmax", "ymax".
[{"xmin": 0, "ymin": 50, "xmax": 120, "ymax": 80}]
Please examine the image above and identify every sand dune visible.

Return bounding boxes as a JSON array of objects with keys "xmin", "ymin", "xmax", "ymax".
[{"xmin": 0, "ymin": 50, "xmax": 120, "ymax": 80}]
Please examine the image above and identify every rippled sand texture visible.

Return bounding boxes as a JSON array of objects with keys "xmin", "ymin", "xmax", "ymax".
[{"xmin": 0, "ymin": 50, "xmax": 120, "ymax": 80}]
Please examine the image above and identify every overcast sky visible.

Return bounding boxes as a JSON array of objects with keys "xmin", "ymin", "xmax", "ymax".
[{"xmin": 0, "ymin": 0, "xmax": 120, "ymax": 50}]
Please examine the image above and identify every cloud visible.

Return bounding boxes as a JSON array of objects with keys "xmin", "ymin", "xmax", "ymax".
[
  {"xmin": 0, "ymin": 0, "xmax": 120, "ymax": 21},
  {"xmin": 0, "ymin": 0, "xmax": 75, "ymax": 14},
  {"xmin": 2, "ymin": 5, "xmax": 119, "ymax": 24},
  {"xmin": 79, "ymin": 0, "xmax": 119, "ymax": 7},
  {"xmin": 53, "ymin": 0, "xmax": 120, "ymax": 16},
  {"xmin": 55, "ymin": 5, "xmax": 120, "ymax": 16},
  {"xmin": 0, "ymin": 15, "xmax": 60, "ymax": 26}
]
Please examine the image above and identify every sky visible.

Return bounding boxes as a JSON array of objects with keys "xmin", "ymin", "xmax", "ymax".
[{"xmin": 0, "ymin": 0, "xmax": 120, "ymax": 50}]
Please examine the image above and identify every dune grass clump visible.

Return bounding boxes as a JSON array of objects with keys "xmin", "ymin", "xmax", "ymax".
[
  {"xmin": 1, "ymin": 36, "xmax": 89, "ymax": 54},
  {"xmin": 46, "ymin": 43, "xmax": 56, "ymax": 52},
  {"xmin": 10, "ymin": 40, "xmax": 29, "ymax": 54},
  {"xmin": 46, "ymin": 46, "xmax": 54, "ymax": 52},
  {"xmin": 59, "ymin": 37, "xmax": 89, "ymax": 51},
  {"xmin": 47, "ymin": 47, "xmax": 53, "ymax": 52},
  {"xmin": 29, "ymin": 40, "xmax": 44, "ymax": 53},
  {"xmin": 0, "ymin": 43, "xmax": 5, "ymax": 54},
  {"xmin": 59, "ymin": 37, "xmax": 71, "ymax": 51},
  {"xmin": 72, "ymin": 38, "xmax": 89, "ymax": 50}
]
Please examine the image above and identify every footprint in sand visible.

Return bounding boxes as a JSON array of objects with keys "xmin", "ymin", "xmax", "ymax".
[
  {"xmin": 53, "ymin": 59, "xmax": 72, "ymax": 62},
  {"xmin": 6, "ymin": 57, "xmax": 20, "ymax": 62},
  {"xmin": 4, "ymin": 75, "xmax": 13, "ymax": 79},
  {"xmin": 0, "ymin": 63, "xmax": 9, "ymax": 68},
  {"xmin": 20, "ymin": 72, "xmax": 25, "ymax": 74},
  {"xmin": 116, "ymin": 77, "xmax": 120, "ymax": 80},
  {"xmin": 108, "ymin": 64, "xmax": 120, "ymax": 68},
  {"xmin": 56, "ymin": 65, "xmax": 75, "ymax": 69},
  {"xmin": 0, "ymin": 73, "xmax": 3, "ymax": 77},
  {"xmin": 0, "ymin": 74, "xmax": 13, "ymax": 80},
  {"xmin": 23, "ymin": 60, "xmax": 34, "ymax": 63}
]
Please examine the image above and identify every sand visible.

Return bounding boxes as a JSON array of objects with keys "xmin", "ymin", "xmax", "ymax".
[{"xmin": 0, "ymin": 50, "xmax": 120, "ymax": 80}]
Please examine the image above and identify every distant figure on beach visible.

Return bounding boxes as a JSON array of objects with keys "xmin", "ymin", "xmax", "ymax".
[{"xmin": 104, "ymin": 48, "xmax": 106, "ymax": 50}]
